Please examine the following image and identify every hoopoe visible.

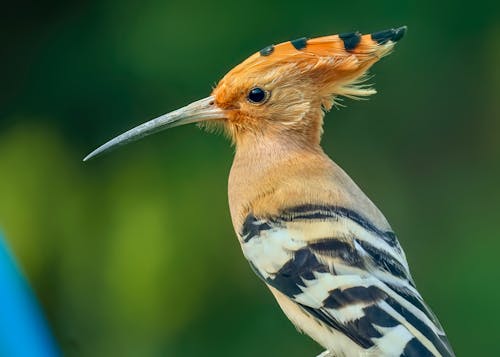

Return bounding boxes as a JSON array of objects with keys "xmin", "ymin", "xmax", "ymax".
[{"xmin": 84, "ymin": 26, "xmax": 455, "ymax": 357}]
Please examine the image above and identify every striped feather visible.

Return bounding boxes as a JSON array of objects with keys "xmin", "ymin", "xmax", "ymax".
[{"xmin": 239, "ymin": 205, "xmax": 454, "ymax": 357}]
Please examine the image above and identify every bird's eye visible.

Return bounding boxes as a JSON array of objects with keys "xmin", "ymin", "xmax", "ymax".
[{"xmin": 247, "ymin": 87, "xmax": 269, "ymax": 104}]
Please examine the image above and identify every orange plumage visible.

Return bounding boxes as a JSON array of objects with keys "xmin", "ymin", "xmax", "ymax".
[{"xmin": 213, "ymin": 30, "xmax": 398, "ymax": 145}]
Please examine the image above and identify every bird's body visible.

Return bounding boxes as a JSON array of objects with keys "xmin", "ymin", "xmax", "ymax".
[
  {"xmin": 85, "ymin": 26, "xmax": 455, "ymax": 356},
  {"xmin": 229, "ymin": 140, "xmax": 451, "ymax": 356}
]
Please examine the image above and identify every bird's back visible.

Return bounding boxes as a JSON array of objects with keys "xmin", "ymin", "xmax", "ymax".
[{"xmin": 228, "ymin": 142, "xmax": 454, "ymax": 356}]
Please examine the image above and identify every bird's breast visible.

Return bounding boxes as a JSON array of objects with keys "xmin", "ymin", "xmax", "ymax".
[{"xmin": 228, "ymin": 144, "xmax": 391, "ymax": 238}]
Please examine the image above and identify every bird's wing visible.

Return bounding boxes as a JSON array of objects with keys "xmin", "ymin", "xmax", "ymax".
[{"xmin": 240, "ymin": 205, "xmax": 454, "ymax": 357}]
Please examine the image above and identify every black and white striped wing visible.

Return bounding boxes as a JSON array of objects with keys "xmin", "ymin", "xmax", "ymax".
[{"xmin": 240, "ymin": 205, "xmax": 454, "ymax": 357}]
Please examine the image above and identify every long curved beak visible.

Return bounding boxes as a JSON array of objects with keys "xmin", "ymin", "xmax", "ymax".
[{"xmin": 83, "ymin": 96, "xmax": 225, "ymax": 161}]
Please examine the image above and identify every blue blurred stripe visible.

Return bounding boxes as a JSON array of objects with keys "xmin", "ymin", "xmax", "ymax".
[{"xmin": 0, "ymin": 232, "xmax": 59, "ymax": 357}]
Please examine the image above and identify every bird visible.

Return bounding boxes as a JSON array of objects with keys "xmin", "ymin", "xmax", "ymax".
[{"xmin": 84, "ymin": 26, "xmax": 455, "ymax": 357}]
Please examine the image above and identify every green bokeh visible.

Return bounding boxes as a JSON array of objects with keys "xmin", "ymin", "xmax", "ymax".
[{"xmin": 1, "ymin": 0, "xmax": 499, "ymax": 355}]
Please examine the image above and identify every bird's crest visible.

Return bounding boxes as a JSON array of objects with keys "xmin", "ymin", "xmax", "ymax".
[{"xmin": 216, "ymin": 27, "xmax": 406, "ymax": 111}]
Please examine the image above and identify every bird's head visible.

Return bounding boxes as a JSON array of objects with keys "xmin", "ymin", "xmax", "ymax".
[{"xmin": 84, "ymin": 27, "xmax": 406, "ymax": 161}]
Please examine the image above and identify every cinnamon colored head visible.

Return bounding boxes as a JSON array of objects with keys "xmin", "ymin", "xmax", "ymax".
[{"xmin": 84, "ymin": 26, "xmax": 406, "ymax": 161}]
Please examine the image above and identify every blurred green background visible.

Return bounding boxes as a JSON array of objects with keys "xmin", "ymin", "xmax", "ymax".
[{"xmin": 1, "ymin": 0, "xmax": 499, "ymax": 355}]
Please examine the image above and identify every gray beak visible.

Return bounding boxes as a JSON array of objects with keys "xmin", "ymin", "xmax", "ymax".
[{"xmin": 83, "ymin": 96, "xmax": 225, "ymax": 161}]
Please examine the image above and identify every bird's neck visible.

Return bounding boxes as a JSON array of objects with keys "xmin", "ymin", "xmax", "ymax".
[
  {"xmin": 228, "ymin": 133, "xmax": 329, "ymax": 228},
  {"xmin": 227, "ymin": 132, "xmax": 391, "ymax": 235}
]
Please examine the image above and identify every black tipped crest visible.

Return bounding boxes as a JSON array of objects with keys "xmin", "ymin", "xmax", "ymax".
[
  {"xmin": 371, "ymin": 26, "xmax": 407, "ymax": 44},
  {"xmin": 290, "ymin": 37, "xmax": 308, "ymax": 50},
  {"xmin": 339, "ymin": 31, "xmax": 361, "ymax": 51},
  {"xmin": 259, "ymin": 45, "xmax": 274, "ymax": 56}
]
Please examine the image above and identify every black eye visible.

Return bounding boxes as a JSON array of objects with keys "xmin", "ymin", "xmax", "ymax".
[{"xmin": 247, "ymin": 87, "xmax": 268, "ymax": 104}]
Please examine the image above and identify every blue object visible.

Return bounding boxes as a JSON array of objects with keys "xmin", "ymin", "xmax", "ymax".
[{"xmin": 0, "ymin": 232, "xmax": 59, "ymax": 357}]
